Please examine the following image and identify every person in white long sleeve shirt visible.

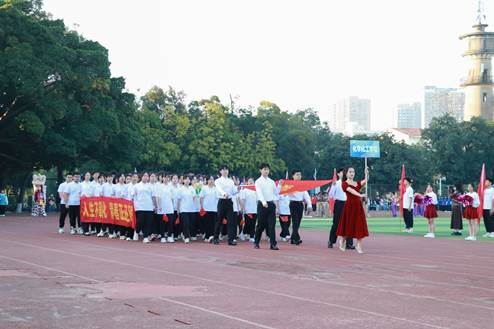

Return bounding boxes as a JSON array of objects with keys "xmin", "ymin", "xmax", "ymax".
[
  {"xmin": 327, "ymin": 168, "xmax": 354, "ymax": 249},
  {"xmin": 57, "ymin": 174, "xmax": 72, "ymax": 234},
  {"xmin": 80, "ymin": 172, "xmax": 94, "ymax": 235},
  {"xmin": 200, "ymin": 176, "xmax": 219, "ymax": 242},
  {"xmin": 254, "ymin": 163, "xmax": 279, "ymax": 250},
  {"xmin": 240, "ymin": 178, "xmax": 258, "ymax": 242},
  {"xmin": 213, "ymin": 165, "xmax": 238, "ymax": 246},
  {"xmin": 288, "ymin": 169, "xmax": 312, "ymax": 245}
]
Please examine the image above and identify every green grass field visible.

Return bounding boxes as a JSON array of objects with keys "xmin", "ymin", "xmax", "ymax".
[{"xmin": 299, "ymin": 216, "xmax": 494, "ymax": 242}]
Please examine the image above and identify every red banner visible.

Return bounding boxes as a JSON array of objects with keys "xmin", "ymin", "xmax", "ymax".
[{"xmin": 80, "ymin": 197, "xmax": 136, "ymax": 228}]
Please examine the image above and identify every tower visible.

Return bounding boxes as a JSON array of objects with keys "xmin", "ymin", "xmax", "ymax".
[{"xmin": 460, "ymin": 0, "xmax": 494, "ymax": 121}]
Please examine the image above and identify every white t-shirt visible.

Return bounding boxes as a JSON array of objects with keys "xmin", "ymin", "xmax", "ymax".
[
  {"xmin": 233, "ymin": 194, "xmax": 240, "ymax": 212},
  {"xmin": 240, "ymin": 189, "xmax": 257, "ymax": 214},
  {"xmin": 483, "ymin": 187, "xmax": 494, "ymax": 210},
  {"xmin": 426, "ymin": 192, "xmax": 438, "ymax": 205},
  {"xmin": 178, "ymin": 185, "xmax": 197, "ymax": 213},
  {"xmin": 278, "ymin": 194, "xmax": 291, "ymax": 215},
  {"xmin": 57, "ymin": 182, "xmax": 69, "ymax": 205},
  {"xmin": 102, "ymin": 182, "xmax": 114, "ymax": 197},
  {"xmin": 403, "ymin": 186, "xmax": 414, "ymax": 209},
  {"xmin": 113, "ymin": 183, "xmax": 127, "ymax": 199},
  {"xmin": 467, "ymin": 192, "xmax": 481, "ymax": 208},
  {"xmin": 93, "ymin": 183, "xmax": 103, "ymax": 197},
  {"xmin": 200, "ymin": 185, "xmax": 219, "ymax": 212},
  {"xmin": 153, "ymin": 183, "xmax": 175, "ymax": 215},
  {"xmin": 126, "ymin": 183, "xmax": 137, "ymax": 203},
  {"xmin": 80, "ymin": 181, "xmax": 93, "ymax": 197},
  {"xmin": 66, "ymin": 182, "xmax": 81, "ymax": 206},
  {"xmin": 133, "ymin": 182, "xmax": 154, "ymax": 211},
  {"xmin": 171, "ymin": 184, "xmax": 181, "ymax": 211}
]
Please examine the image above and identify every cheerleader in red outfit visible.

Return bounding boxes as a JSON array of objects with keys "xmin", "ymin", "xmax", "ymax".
[
  {"xmin": 423, "ymin": 184, "xmax": 438, "ymax": 238},
  {"xmin": 336, "ymin": 167, "xmax": 369, "ymax": 254},
  {"xmin": 463, "ymin": 183, "xmax": 480, "ymax": 241}
]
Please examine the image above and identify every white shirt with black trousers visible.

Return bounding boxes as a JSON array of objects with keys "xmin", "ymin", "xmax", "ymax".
[
  {"xmin": 254, "ymin": 175, "xmax": 279, "ymax": 248},
  {"xmin": 213, "ymin": 176, "xmax": 237, "ymax": 245}
]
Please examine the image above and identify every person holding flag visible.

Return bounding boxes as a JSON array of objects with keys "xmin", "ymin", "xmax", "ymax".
[
  {"xmin": 288, "ymin": 169, "xmax": 312, "ymax": 245},
  {"xmin": 402, "ymin": 178, "xmax": 414, "ymax": 233},
  {"xmin": 254, "ymin": 163, "xmax": 279, "ymax": 250},
  {"xmin": 328, "ymin": 168, "xmax": 354, "ymax": 249},
  {"xmin": 482, "ymin": 178, "xmax": 494, "ymax": 238}
]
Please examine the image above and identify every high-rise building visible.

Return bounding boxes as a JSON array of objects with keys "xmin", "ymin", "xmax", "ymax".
[
  {"xmin": 396, "ymin": 102, "xmax": 421, "ymax": 128},
  {"xmin": 459, "ymin": 0, "xmax": 494, "ymax": 121},
  {"xmin": 329, "ymin": 96, "xmax": 371, "ymax": 135},
  {"xmin": 423, "ymin": 86, "xmax": 465, "ymax": 128}
]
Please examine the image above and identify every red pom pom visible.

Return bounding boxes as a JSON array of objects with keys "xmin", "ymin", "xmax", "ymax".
[
  {"xmin": 240, "ymin": 219, "xmax": 245, "ymax": 226},
  {"xmin": 175, "ymin": 217, "xmax": 180, "ymax": 225},
  {"xmin": 162, "ymin": 214, "xmax": 169, "ymax": 223},
  {"xmin": 280, "ymin": 215, "xmax": 289, "ymax": 223},
  {"xmin": 222, "ymin": 218, "xmax": 227, "ymax": 224},
  {"xmin": 199, "ymin": 208, "xmax": 206, "ymax": 217},
  {"xmin": 247, "ymin": 213, "xmax": 254, "ymax": 219}
]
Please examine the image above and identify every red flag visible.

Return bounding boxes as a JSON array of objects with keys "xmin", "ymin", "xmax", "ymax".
[
  {"xmin": 278, "ymin": 179, "xmax": 332, "ymax": 195},
  {"xmin": 329, "ymin": 168, "xmax": 337, "ymax": 213},
  {"xmin": 478, "ymin": 163, "xmax": 486, "ymax": 223},
  {"xmin": 199, "ymin": 208, "xmax": 206, "ymax": 217},
  {"xmin": 162, "ymin": 214, "xmax": 169, "ymax": 222},
  {"xmin": 247, "ymin": 213, "xmax": 253, "ymax": 219},
  {"xmin": 399, "ymin": 165, "xmax": 406, "ymax": 216}
]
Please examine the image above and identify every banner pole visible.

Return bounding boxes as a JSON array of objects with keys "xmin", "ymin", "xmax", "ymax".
[{"xmin": 365, "ymin": 157, "xmax": 369, "ymax": 216}]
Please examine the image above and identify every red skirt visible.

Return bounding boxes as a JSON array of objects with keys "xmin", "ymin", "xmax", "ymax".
[
  {"xmin": 463, "ymin": 206, "xmax": 478, "ymax": 220},
  {"xmin": 424, "ymin": 204, "xmax": 437, "ymax": 219}
]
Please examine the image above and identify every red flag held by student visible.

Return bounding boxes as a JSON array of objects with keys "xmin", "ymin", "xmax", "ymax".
[
  {"xmin": 399, "ymin": 165, "xmax": 406, "ymax": 215},
  {"xmin": 477, "ymin": 163, "xmax": 486, "ymax": 222},
  {"xmin": 329, "ymin": 168, "xmax": 337, "ymax": 213},
  {"xmin": 278, "ymin": 179, "xmax": 332, "ymax": 195}
]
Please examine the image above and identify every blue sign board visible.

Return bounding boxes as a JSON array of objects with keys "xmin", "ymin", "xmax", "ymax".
[{"xmin": 350, "ymin": 140, "xmax": 380, "ymax": 158}]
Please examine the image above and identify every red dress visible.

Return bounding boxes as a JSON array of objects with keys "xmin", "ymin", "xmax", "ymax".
[
  {"xmin": 336, "ymin": 181, "xmax": 369, "ymax": 239},
  {"xmin": 424, "ymin": 204, "xmax": 437, "ymax": 219},
  {"xmin": 463, "ymin": 206, "xmax": 478, "ymax": 220}
]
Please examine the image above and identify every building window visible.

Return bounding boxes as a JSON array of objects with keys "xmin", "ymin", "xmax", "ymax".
[{"xmin": 483, "ymin": 93, "xmax": 487, "ymax": 103}]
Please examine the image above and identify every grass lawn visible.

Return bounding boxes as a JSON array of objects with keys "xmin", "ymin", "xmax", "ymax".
[{"xmin": 299, "ymin": 216, "xmax": 494, "ymax": 242}]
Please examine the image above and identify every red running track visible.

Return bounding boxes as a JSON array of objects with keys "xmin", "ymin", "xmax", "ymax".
[{"xmin": 0, "ymin": 214, "xmax": 493, "ymax": 329}]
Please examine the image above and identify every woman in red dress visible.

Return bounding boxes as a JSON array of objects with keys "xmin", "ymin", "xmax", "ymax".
[{"xmin": 336, "ymin": 166, "xmax": 369, "ymax": 254}]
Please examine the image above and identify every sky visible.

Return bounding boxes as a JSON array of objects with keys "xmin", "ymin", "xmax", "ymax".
[{"xmin": 42, "ymin": 0, "xmax": 486, "ymax": 130}]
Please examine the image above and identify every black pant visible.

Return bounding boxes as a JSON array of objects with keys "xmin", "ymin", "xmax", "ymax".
[
  {"xmin": 243, "ymin": 213, "xmax": 257, "ymax": 236},
  {"xmin": 279, "ymin": 215, "xmax": 291, "ymax": 238},
  {"xmin": 135, "ymin": 210, "xmax": 153, "ymax": 238},
  {"xmin": 329, "ymin": 200, "xmax": 353, "ymax": 246},
  {"xmin": 403, "ymin": 209, "xmax": 414, "ymax": 229},
  {"xmin": 68, "ymin": 205, "xmax": 80, "ymax": 228},
  {"xmin": 255, "ymin": 201, "xmax": 276, "ymax": 246},
  {"xmin": 483, "ymin": 210, "xmax": 494, "ymax": 233},
  {"xmin": 58, "ymin": 205, "xmax": 69, "ymax": 228},
  {"xmin": 290, "ymin": 201, "xmax": 304, "ymax": 243},
  {"xmin": 152, "ymin": 213, "xmax": 161, "ymax": 235},
  {"xmin": 159, "ymin": 213, "xmax": 176, "ymax": 237},
  {"xmin": 203, "ymin": 211, "xmax": 216, "ymax": 239},
  {"xmin": 180, "ymin": 212, "xmax": 194, "ymax": 239},
  {"xmin": 214, "ymin": 199, "xmax": 236, "ymax": 242}
]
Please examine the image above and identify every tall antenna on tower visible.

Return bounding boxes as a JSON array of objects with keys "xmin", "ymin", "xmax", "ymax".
[{"xmin": 476, "ymin": 0, "xmax": 487, "ymax": 25}]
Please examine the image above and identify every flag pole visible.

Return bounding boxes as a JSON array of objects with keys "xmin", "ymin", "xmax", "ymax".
[{"xmin": 365, "ymin": 157, "xmax": 370, "ymax": 216}]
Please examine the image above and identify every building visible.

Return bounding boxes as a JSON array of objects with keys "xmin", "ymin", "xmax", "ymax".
[
  {"xmin": 459, "ymin": 1, "xmax": 494, "ymax": 121},
  {"xmin": 423, "ymin": 86, "xmax": 465, "ymax": 128},
  {"xmin": 396, "ymin": 102, "xmax": 421, "ymax": 128},
  {"xmin": 329, "ymin": 96, "xmax": 371, "ymax": 135},
  {"xmin": 388, "ymin": 128, "xmax": 422, "ymax": 145}
]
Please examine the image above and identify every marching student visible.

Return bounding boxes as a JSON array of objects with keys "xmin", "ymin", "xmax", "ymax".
[
  {"xmin": 57, "ymin": 174, "xmax": 72, "ymax": 233},
  {"xmin": 149, "ymin": 173, "xmax": 161, "ymax": 239},
  {"xmin": 288, "ymin": 169, "xmax": 312, "ymax": 246},
  {"xmin": 124, "ymin": 173, "xmax": 139, "ymax": 241},
  {"xmin": 200, "ymin": 176, "xmax": 218, "ymax": 243},
  {"xmin": 80, "ymin": 172, "xmax": 93, "ymax": 235},
  {"xmin": 402, "ymin": 178, "xmax": 414, "ymax": 233},
  {"xmin": 278, "ymin": 192, "xmax": 291, "ymax": 242},
  {"xmin": 177, "ymin": 175, "xmax": 197, "ymax": 244},
  {"xmin": 232, "ymin": 176, "xmax": 243, "ymax": 241},
  {"xmin": 336, "ymin": 167, "xmax": 369, "ymax": 254},
  {"xmin": 190, "ymin": 176, "xmax": 201, "ymax": 241},
  {"xmin": 113, "ymin": 173, "xmax": 128, "ymax": 239},
  {"xmin": 423, "ymin": 184, "xmax": 438, "ymax": 238},
  {"xmin": 154, "ymin": 175, "xmax": 176, "ymax": 243},
  {"xmin": 171, "ymin": 174, "xmax": 182, "ymax": 241},
  {"xmin": 482, "ymin": 178, "xmax": 494, "ymax": 238},
  {"xmin": 0, "ymin": 188, "xmax": 8, "ymax": 217},
  {"xmin": 464, "ymin": 183, "xmax": 480, "ymax": 241},
  {"xmin": 213, "ymin": 165, "xmax": 238, "ymax": 246},
  {"xmin": 254, "ymin": 163, "xmax": 279, "ymax": 250},
  {"xmin": 449, "ymin": 185, "xmax": 463, "ymax": 236},
  {"xmin": 328, "ymin": 168, "xmax": 353, "ymax": 249},
  {"xmin": 132, "ymin": 172, "xmax": 154, "ymax": 244},
  {"xmin": 240, "ymin": 178, "xmax": 258, "ymax": 243},
  {"xmin": 65, "ymin": 172, "xmax": 82, "ymax": 235},
  {"xmin": 98, "ymin": 174, "xmax": 115, "ymax": 237},
  {"xmin": 91, "ymin": 174, "xmax": 104, "ymax": 235}
]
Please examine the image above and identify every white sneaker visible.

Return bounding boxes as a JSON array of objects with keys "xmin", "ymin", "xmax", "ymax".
[
  {"xmin": 143, "ymin": 238, "xmax": 150, "ymax": 244},
  {"xmin": 465, "ymin": 236, "xmax": 475, "ymax": 241},
  {"xmin": 424, "ymin": 233, "xmax": 435, "ymax": 238},
  {"xmin": 70, "ymin": 227, "xmax": 76, "ymax": 235},
  {"xmin": 58, "ymin": 228, "xmax": 64, "ymax": 234},
  {"xmin": 126, "ymin": 237, "xmax": 132, "ymax": 241},
  {"xmin": 408, "ymin": 228, "xmax": 414, "ymax": 233},
  {"xmin": 239, "ymin": 233, "xmax": 246, "ymax": 241},
  {"xmin": 281, "ymin": 237, "xmax": 287, "ymax": 242},
  {"xmin": 97, "ymin": 231, "xmax": 105, "ymax": 237},
  {"xmin": 133, "ymin": 232, "xmax": 139, "ymax": 241},
  {"xmin": 161, "ymin": 237, "xmax": 167, "ymax": 243},
  {"xmin": 108, "ymin": 233, "xmax": 117, "ymax": 239},
  {"xmin": 285, "ymin": 235, "xmax": 291, "ymax": 240},
  {"xmin": 167, "ymin": 237, "xmax": 175, "ymax": 243},
  {"xmin": 119, "ymin": 235, "xmax": 126, "ymax": 240},
  {"xmin": 482, "ymin": 233, "xmax": 490, "ymax": 237},
  {"xmin": 249, "ymin": 238, "xmax": 255, "ymax": 243},
  {"xmin": 184, "ymin": 238, "xmax": 190, "ymax": 244},
  {"xmin": 77, "ymin": 227, "xmax": 84, "ymax": 235},
  {"xmin": 489, "ymin": 232, "xmax": 494, "ymax": 238},
  {"xmin": 219, "ymin": 235, "xmax": 224, "ymax": 241},
  {"xmin": 191, "ymin": 236, "xmax": 197, "ymax": 241}
]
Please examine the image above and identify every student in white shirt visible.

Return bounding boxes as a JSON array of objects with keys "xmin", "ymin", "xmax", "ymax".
[
  {"xmin": 464, "ymin": 183, "xmax": 481, "ymax": 240},
  {"xmin": 482, "ymin": 178, "xmax": 494, "ymax": 238},
  {"xmin": 154, "ymin": 175, "xmax": 176, "ymax": 243},
  {"xmin": 177, "ymin": 175, "xmax": 197, "ymax": 244},
  {"xmin": 96, "ymin": 174, "xmax": 114, "ymax": 237},
  {"xmin": 240, "ymin": 178, "xmax": 258, "ymax": 242},
  {"xmin": 200, "ymin": 176, "xmax": 218, "ymax": 243},
  {"xmin": 327, "ymin": 168, "xmax": 353, "ymax": 248},
  {"xmin": 112, "ymin": 174, "xmax": 129, "ymax": 239},
  {"xmin": 149, "ymin": 173, "xmax": 161, "ymax": 238},
  {"xmin": 123, "ymin": 173, "xmax": 139, "ymax": 241},
  {"xmin": 132, "ymin": 172, "xmax": 154, "ymax": 243},
  {"xmin": 213, "ymin": 165, "xmax": 238, "ymax": 246},
  {"xmin": 402, "ymin": 178, "xmax": 414, "ymax": 232},
  {"xmin": 232, "ymin": 176, "xmax": 243, "ymax": 240},
  {"xmin": 423, "ymin": 184, "xmax": 439, "ymax": 238},
  {"xmin": 79, "ymin": 172, "xmax": 94, "ymax": 235},
  {"xmin": 190, "ymin": 176, "xmax": 202, "ymax": 240},
  {"xmin": 65, "ymin": 172, "xmax": 82, "ymax": 235},
  {"xmin": 278, "ymin": 193, "xmax": 291, "ymax": 241},
  {"xmin": 91, "ymin": 174, "xmax": 105, "ymax": 236},
  {"xmin": 57, "ymin": 174, "xmax": 72, "ymax": 234},
  {"xmin": 254, "ymin": 163, "xmax": 279, "ymax": 250},
  {"xmin": 288, "ymin": 169, "xmax": 312, "ymax": 245}
]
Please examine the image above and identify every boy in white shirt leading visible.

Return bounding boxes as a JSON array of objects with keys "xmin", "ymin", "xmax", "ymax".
[
  {"xmin": 482, "ymin": 178, "xmax": 494, "ymax": 238},
  {"xmin": 254, "ymin": 163, "xmax": 279, "ymax": 250},
  {"xmin": 402, "ymin": 178, "xmax": 414, "ymax": 233},
  {"xmin": 57, "ymin": 174, "xmax": 72, "ymax": 234}
]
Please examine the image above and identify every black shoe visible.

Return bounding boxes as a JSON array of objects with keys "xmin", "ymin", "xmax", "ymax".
[
  {"xmin": 213, "ymin": 239, "xmax": 219, "ymax": 245},
  {"xmin": 346, "ymin": 245, "xmax": 355, "ymax": 250},
  {"xmin": 328, "ymin": 243, "xmax": 333, "ymax": 248},
  {"xmin": 296, "ymin": 240, "xmax": 302, "ymax": 245},
  {"xmin": 291, "ymin": 240, "xmax": 297, "ymax": 245},
  {"xmin": 254, "ymin": 244, "xmax": 260, "ymax": 249},
  {"xmin": 228, "ymin": 241, "xmax": 237, "ymax": 246},
  {"xmin": 270, "ymin": 245, "xmax": 279, "ymax": 250}
]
